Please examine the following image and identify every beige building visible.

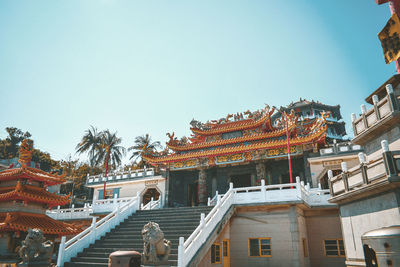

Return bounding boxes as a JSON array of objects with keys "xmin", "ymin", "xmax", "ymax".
[
  {"xmin": 329, "ymin": 75, "xmax": 400, "ymax": 267},
  {"xmin": 196, "ymin": 204, "xmax": 344, "ymax": 267},
  {"xmin": 85, "ymin": 168, "xmax": 166, "ymax": 207}
]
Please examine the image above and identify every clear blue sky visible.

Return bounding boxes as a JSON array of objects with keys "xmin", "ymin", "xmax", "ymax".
[{"xmin": 0, "ymin": 0, "xmax": 395, "ymax": 164}]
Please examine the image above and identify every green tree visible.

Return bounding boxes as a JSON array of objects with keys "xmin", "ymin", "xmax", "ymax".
[
  {"xmin": 128, "ymin": 134, "xmax": 161, "ymax": 167},
  {"xmin": 0, "ymin": 127, "xmax": 31, "ymax": 159},
  {"xmin": 75, "ymin": 126, "xmax": 102, "ymax": 167},
  {"xmin": 97, "ymin": 130, "xmax": 126, "ymax": 176}
]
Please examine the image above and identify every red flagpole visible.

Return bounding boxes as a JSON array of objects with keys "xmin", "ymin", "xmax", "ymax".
[{"xmin": 285, "ymin": 117, "xmax": 293, "ymax": 185}]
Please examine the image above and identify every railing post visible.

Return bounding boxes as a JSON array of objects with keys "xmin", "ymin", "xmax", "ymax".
[
  {"xmin": 150, "ymin": 197, "xmax": 154, "ymax": 210},
  {"xmin": 341, "ymin": 162, "xmax": 349, "ymax": 192},
  {"xmin": 92, "ymin": 195, "xmax": 97, "ymax": 206},
  {"xmin": 90, "ymin": 216, "xmax": 97, "ymax": 243},
  {"xmin": 386, "ymin": 84, "xmax": 399, "ymax": 111},
  {"xmin": 381, "ymin": 140, "xmax": 397, "ymax": 180},
  {"xmin": 113, "ymin": 194, "xmax": 118, "ymax": 210},
  {"xmin": 318, "ymin": 183, "xmax": 322, "ymax": 190},
  {"xmin": 358, "ymin": 152, "xmax": 369, "ymax": 185},
  {"xmin": 261, "ymin": 179, "xmax": 266, "ymax": 201},
  {"xmin": 372, "ymin": 95, "xmax": 381, "ymax": 120},
  {"xmin": 57, "ymin": 236, "xmax": 66, "ymax": 267},
  {"xmin": 178, "ymin": 236, "xmax": 184, "ymax": 267},
  {"xmin": 207, "ymin": 197, "xmax": 211, "ymax": 206},
  {"xmin": 136, "ymin": 191, "xmax": 141, "ymax": 210},
  {"xmin": 306, "ymin": 182, "xmax": 310, "ymax": 191},
  {"xmin": 296, "ymin": 176, "xmax": 301, "ymax": 199},
  {"xmin": 217, "ymin": 194, "xmax": 221, "ymax": 206},
  {"xmin": 327, "ymin": 170, "xmax": 334, "ymax": 196}
]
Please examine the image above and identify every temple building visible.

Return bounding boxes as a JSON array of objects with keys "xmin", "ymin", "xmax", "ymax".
[
  {"xmin": 144, "ymin": 103, "xmax": 345, "ymax": 207},
  {"xmin": 275, "ymin": 99, "xmax": 347, "ymax": 142},
  {"xmin": 0, "ymin": 139, "xmax": 80, "ymax": 260}
]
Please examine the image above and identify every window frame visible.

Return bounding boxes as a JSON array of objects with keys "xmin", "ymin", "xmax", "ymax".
[
  {"xmin": 248, "ymin": 238, "xmax": 272, "ymax": 258},
  {"xmin": 211, "ymin": 243, "xmax": 222, "ymax": 264},
  {"xmin": 323, "ymin": 239, "xmax": 345, "ymax": 257},
  {"xmin": 302, "ymin": 238, "xmax": 308, "ymax": 257}
]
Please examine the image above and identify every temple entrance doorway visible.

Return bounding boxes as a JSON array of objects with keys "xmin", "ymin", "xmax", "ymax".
[
  {"xmin": 230, "ymin": 174, "xmax": 251, "ymax": 188},
  {"xmin": 142, "ymin": 187, "xmax": 160, "ymax": 205},
  {"xmin": 187, "ymin": 182, "xmax": 198, "ymax": 206}
]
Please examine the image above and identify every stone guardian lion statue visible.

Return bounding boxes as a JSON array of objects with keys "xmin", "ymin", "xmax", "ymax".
[
  {"xmin": 141, "ymin": 222, "xmax": 171, "ymax": 265},
  {"xmin": 18, "ymin": 228, "xmax": 54, "ymax": 264}
]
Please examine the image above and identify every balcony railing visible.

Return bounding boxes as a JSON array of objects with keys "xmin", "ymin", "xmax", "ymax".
[
  {"xmin": 328, "ymin": 140, "xmax": 400, "ymax": 202},
  {"xmin": 46, "ymin": 204, "xmax": 93, "ymax": 220},
  {"xmin": 351, "ymin": 84, "xmax": 400, "ymax": 143},
  {"xmin": 86, "ymin": 168, "xmax": 156, "ymax": 185}
]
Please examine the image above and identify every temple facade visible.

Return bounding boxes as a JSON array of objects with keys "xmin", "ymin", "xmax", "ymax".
[
  {"xmin": 0, "ymin": 140, "xmax": 80, "ymax": 260},
  {"xmin": 144, "ymin": 103, "xmax": 345, "ymax": 207}
]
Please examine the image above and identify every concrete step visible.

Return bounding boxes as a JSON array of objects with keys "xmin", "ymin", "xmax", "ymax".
[{"xmin": 64, "ymin": 207, "xmax": 212, "ymax": 266}]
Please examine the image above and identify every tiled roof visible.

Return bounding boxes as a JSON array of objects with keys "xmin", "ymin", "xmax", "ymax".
[
  {"xmin": 0, "ymin": 181, "xmax": 70, "ymax": 207},
  {"xmin": 0, "ymin": 165, "xmax": 66, "ymax": 186},
  {"xmin": 0, "ymin": 212, "xmax": 81, "ymax": 236},
  {"xmin": 190, "ymin": 116, "xmax": 268, "ymax": 136},
  {"xmin": 145, "ymin": 124, "xmax": 327, "ymax": 164}
]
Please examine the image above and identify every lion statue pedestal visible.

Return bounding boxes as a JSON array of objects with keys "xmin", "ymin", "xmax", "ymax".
[
  {"xmin": 141, "ymin": 222, "xmax": 171, "ymax": 267},
  {"xmin": 17, "ymin": 228, "xmax": 54, "ymax": 267}
]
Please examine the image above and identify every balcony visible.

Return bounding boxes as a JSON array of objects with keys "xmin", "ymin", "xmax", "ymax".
[
  {"xmin": 86, "ymin": 168, "xmax": 156, "ymax": 185},
  {"xmin": 351, "ymin": 84, "xmax": 400, "ymax": 145},
  {"xmin": 328, "ymin": 140, "xmax": 400, "ymax": 204}
]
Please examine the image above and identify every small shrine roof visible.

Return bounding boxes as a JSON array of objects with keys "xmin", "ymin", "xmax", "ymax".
[
  {"xmin": 0, "ymin": 211, "xmax": 81, "ymax": 236},
  {"xmin": 0, "ymin": 181, "xmax": 70, "ymax": 207},
  {"xmin": 0, "ymin": 165, "xmax": 66, "ymax": 186}
]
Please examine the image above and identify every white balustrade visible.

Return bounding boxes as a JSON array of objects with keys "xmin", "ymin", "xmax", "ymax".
[
  {"xmin": 46, "ymin": 205, "xmax": 93, "ymax": 220},
  {"xmin": 92, "ymin": 196, "xmax": 136, "ymax": 214},
  {"xmin": 57, "ymin": 192, "xmax": 142, "ymax": 267},
  {"xmin": 86, "ymin": 168, "xmax": 156, "ymax": 184},
  {"xmin": 178, "ymin": 178, "xmax": 332, "ymax": 266}
]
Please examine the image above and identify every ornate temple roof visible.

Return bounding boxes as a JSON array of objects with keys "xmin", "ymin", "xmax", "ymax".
[
  {"xmin": 0, "ymin": 212, "xmax": 81, "ymax": 236},
  {"xmin": 0, "ymin": 181, "xmax": 70, "ymax": 208},
  {"xmin": 0, "ymin": 139, "xmax": 66, "ymax": 186},
  {"xmin": 144, "ymin": 106, "xmax": 330, "ymax": 170},
  {"xmin": 0, "ymin": 165, "xmax": 66, "ymax": 186}
]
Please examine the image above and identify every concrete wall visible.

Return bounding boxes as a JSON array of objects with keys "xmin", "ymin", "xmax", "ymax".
[
  {"xmin": 364, "ymin": 125, "xmax": 400, "ymax": 158},
  {"xmin": 305, "ymin": 210, "xmax": 345, "ymax": 267},
  {"xmin": 339, "ymin": 190, "xmax": 400, "ymax": 264}
]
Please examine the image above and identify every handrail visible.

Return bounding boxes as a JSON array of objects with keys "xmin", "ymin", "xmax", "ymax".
[
  {"xmin": 178, "ymin": 178, "xmax": 332, "ymax": 266},
  {"xmin": 57, "ymin": 192, "xmax": 141, "ymax": 267}
]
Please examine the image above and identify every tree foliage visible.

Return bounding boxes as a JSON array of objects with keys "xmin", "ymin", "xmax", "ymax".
[
  {"xmin": 0, "ymin": 127, "xmax": 31, "ymax": 159},
  {"xmin": 128, "ymin": 134, "xmax": 161, "ymax": 167},
  {"xmin": 76, "ymin": 127, "xmax": 126, "ymax": 175}
]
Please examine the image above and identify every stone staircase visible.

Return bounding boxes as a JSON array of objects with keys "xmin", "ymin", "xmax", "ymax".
[{"xmin": 65, "ymin": 206, "xmax": 213, "ymax": 267}]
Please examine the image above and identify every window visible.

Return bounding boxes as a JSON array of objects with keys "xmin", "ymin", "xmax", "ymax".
[
  {"xmin": 211, "ymin": 243, "xmax": 221, "ymax": 264},
  {"xmin": 223, "ymin": 240, "xmax": 229, "ymax": 257},
  {"xmin": 324, "ymin": 239, "xmax": 345, "ymax": 257},
  {"xmin": 249, "ymin": 238, "xmax": 272, "ymax": 257}
]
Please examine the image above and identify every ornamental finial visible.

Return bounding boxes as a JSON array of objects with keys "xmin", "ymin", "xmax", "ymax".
[{"xmin": 18, "ymin": 139, "xmax": 33, "ymax": 167}]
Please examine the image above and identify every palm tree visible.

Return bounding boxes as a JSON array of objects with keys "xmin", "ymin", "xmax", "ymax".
[
  {"xmin": 96, "ymin": 130, "xmax": 126, "ymax": 177},
  {"xmin": 128, "ymin": 134, "xmax": 161, "ymax": 167},
  {"xmin": 75, "ymin": 126, "xmax": 102, "ymax": 167}
]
